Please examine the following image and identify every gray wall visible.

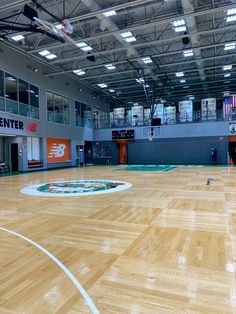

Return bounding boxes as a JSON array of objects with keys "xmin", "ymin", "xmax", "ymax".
[
  {"xmin": 127, "ymin": 137, "xmax": 228, "ymax": 164},
  {"xmin": 0, "ymin": 137, "xmax": 3, "ymax": 162},
  {"xmin": 0, "ymin": 43, "xmax": 109, "ymax": 171},
  {"xmin": 94, "ymin": 121, "xmax": 232, "ymax": 141}
]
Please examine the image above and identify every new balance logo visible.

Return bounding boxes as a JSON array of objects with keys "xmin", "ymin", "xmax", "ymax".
[
  {"xmin": 48, "ymin": 144, "xmax": 66, "ymax": 158},
  {"xmin": 27, "ymin": 122, "xmax": 37, "ymax": 132}
]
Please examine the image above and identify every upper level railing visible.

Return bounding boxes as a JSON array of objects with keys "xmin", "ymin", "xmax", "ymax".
[
  {"xmin": 0, "ymin": 96, "xmax": 39, "ymax": 120},
  {"xmin": 95, "ymin": 109, "xmax": 235, "ymax": 129}
]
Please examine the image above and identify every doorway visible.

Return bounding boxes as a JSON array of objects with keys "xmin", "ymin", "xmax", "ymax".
[
  {"xmin": 118, "ymin": 140, "xmax": 128, "ymax": 164},
  {"xmin": 10, "ymin": 143, "xmax": 19, "ymax": 172}
]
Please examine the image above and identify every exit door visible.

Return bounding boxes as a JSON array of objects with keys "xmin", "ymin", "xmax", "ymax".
[{"xmin": 118, "ymin": 140, "xmax": 128, "ymax": 164}]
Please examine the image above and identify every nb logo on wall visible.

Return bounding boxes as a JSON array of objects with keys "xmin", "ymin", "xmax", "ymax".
[
  {"xmin": 48, "ymin": 144, "xmax": 66, "ymax": 158},
  {"xmin": 47, "ymin": 138, "xmax": 69, "ymax": 163}
]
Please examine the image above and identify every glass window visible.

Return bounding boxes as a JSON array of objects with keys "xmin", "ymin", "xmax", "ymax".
[
  {"xmin": 47, "ymin": 92, "xmax": 54, "ymax": 112},
  {"xmin": 47, "ymin": 91, "xmax": 69, "ymax": 124},
  {"xmin": 54, "ymin": 94, "xmax": 63, "ymax": 114},
  {"xmin": 0, "ymin": 70, "xmax": 4, "ymax": 97},
  {"xmin": 5, "ymin": 73, "xmax": 17, "ymax": 101},
  {"xmin": 29, "ymin": 84, "xmax": 39, "ymax": 108},
  {"xmin": 81, "ymin": 103, "xmax": 87, "ymax": 119},
  {"xmin": 75, "ymin": 101, "xmax": 80, "ymax": 116},
  {"xmin": 19, "ymin": 79, "xmax": 29, "ymax": 105}
]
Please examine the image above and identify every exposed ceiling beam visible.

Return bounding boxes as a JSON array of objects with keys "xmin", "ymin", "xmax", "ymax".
[
  {"xmin": 28, "ymin": 3, "xmax": 236, "ymax": 54},
  {"xmin": 44, "ymin": 37, "xmax": 236, "ymax": 77}
]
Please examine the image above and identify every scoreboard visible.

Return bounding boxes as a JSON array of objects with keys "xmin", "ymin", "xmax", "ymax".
[{"xmin": 112, "ymin": 129, "xmax": 135, "ymax": 140}]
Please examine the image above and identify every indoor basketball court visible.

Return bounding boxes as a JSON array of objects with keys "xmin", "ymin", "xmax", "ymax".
[{"xmin": 1, "ymin": 0, "xmax": 236, "ymax": 313}]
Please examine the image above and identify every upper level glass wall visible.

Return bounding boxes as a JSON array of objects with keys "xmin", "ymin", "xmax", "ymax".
[
  {"xmin": 0, "ymin": 69, "xmax": 39, "ymax": 119},
  {"xmin": 47, "ymin": 91, "xmax": 70, "ymax": 125}
]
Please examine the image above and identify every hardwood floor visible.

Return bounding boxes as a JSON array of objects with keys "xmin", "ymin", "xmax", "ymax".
[{"xmin": 0, "ymin": 166, "xmax": 236, "ymax": 313}]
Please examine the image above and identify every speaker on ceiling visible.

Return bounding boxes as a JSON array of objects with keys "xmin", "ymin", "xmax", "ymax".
[
  {"xmin": 87, "ymin": 52, "xmax": 95, "ymax": 62},
  {"xmin": 182, "ymin": 32, "xmax": 190, "ymax": 45},
  {"xmin": 23, "ymin": 4, "xmax": 38, "ymax": 21}
]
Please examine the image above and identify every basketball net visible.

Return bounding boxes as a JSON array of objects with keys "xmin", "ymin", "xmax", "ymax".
[
  {"xmin": 61, "ymin": 19, "xmax": 73, "ymax": 35},
  {"xmin": 148, "ymin": 131, "xmax": 154, "ymax": 141}
]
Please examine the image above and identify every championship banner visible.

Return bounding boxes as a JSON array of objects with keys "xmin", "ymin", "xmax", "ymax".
[
  {"xmin": 109, "ymin": 112, "xmax": 114, "ymax": 125},
  {"xmin": 47, "ymin": 138, "xmax": 70, "ymax": 163},
  {"xmin": 201, "ymin": 98, "xmax": 216, "ymax": 120},
  {"xmin": 144, "ymin": 108, "xmax": 151, "ymax": 125},
  {"xmin": 224, "ymin": 96, "xmax": 236, "ymax": 120},
  {"xmin": 113, "ymin": 107, "xmax": 125, "ymax": 125},
  {"xmin": 131, "ymin": 106, "xmax": 143, "ymax": 126},
  {"xmin": 164, "ymin": 106, "xmax": 176, "ymax": 124},
  {"xmin": 178, "ymin": 101, "xmax": 193, "ymax": 122},
  {"xmin": 126, "ymin": 110, "xmax": 132, "ymax": 126},
  {"xmin": 153, "ymin": 104, "xmax": 164, "ymax": 124}
]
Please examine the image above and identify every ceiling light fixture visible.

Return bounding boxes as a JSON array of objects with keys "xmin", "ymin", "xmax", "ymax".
[
  {"xmin": 124, "ymin": 36, "xmax": 136, "ymax": 43},
  {"xmin": 176, "ymin": 72, "xmax": 184, "ymax": 77},
  {"xmin": 172, "ymin": 19, "xmax": 186, "ymax": 32},
  {"xmin": 227, "ymin": 8, "xmax": 236, "ymax": 22},
  {"xmin": 38, "ymin": 50, "xmax": 50, "ymax": 56},
  {"xmin": 10, "ymin": 34, "xmax": 25, "ymax": 41},
  {"xmin": 142, "ymin": 57, "xmax": 153, "ymax": 64},
  {"xmin": 81, "ymin": 45, "xmax": 92, "ymax": 51},
  {"xmin": 223, "ymin": 65, "xmax": 232, "ymax": 71},
  {"xmin": 173, "ymin": 19, "xmax": 185, "ymax": 27},
  {"xmin": 105, "ymin": 64, "xmax": 116, "ymax": 70},
  {"xmin": 73, "ymin": 69, "xmax": 85, "ymax": 75},
  {"xmin": 120, "ymin": 31, "xmax": 136, "ymax": 42},
  {"xmin": 174, "ymin": 26, "xmax": 187, "ymax": 32},
  {"xmin": 226, "ymin": 15, "xmax": 236, "ymax": 22},
  {"xmin": 183, "ymin": 50, "xmax": 194, "ymax": 57},
  {"xmin": 224, "ymin": 43, "xmax": 236, "ymax": 50},
  {"xmin": 103, "ymin": 10, "xmax": 116, "ymax": 17},
  {"xmin": 45, "ymin": 53, "xmax": 57, "ymax": 60},
  {"xmin": 98, "ymin": 83, "xmax": 108, "ymax": 88},
  {"xmin": 120, "ymin": 31, "xmax": 133, "ymax": 38},
  {"xmin": 76, "ymin": 42, "xmax": 92, "ymax": 51},
  {"xmin": 136, "ymin": 78, "xmax": 145, "ymax": 83}
]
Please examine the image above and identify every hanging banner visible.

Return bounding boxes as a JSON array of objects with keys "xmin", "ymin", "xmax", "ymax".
[
  {"xmin": 109, "ymin": 112, "xmax": 114, "ymax": 126},
  {"xmin": 113, "ymin": 107, "xmax": 125, "ymax": 126},
  {"xmin": 164, "ymin": 106, "xmax": 176, "ymax": 124},
  {"xmin": 126, "ymin": 109, "xmax": 132, "ymax": 126},
  {"xmin": 178, "ymin": 101, "xmax": 193, "ymax": 122},
  {"xmin": 201, "ymin": 98, "xmax": 216, "ymax": 121},
  {"xmin": 224, "ymin": 96, "xmax": 236, "ymax": 120},
  {"xmin": 98, "ymin": 111, "xmax": 109, "ymax": 128},
  {"xmin": 153, "ymin": 104, "xmax": 164, "ymax": 124},
  {"xmin": 131, "ymin": 106, "xmax": 143, "ymax": 126},
  {"xmin": 47, "ymin": 138, "xmax": 70, "ymax": 163},
  {"xmin": 144, "ymin": 108, "xmax": 151, "ymax": 125}
]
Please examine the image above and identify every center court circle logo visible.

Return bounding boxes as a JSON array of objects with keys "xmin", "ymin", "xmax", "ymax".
[{"xmin": 21, "ymin": 180, "xmax": 132, "ymax": 197}]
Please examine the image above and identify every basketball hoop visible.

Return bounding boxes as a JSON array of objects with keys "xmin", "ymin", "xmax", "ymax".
[{"xmin": 61, "ymin": 19, "xmax": 73, "ymax": 35}]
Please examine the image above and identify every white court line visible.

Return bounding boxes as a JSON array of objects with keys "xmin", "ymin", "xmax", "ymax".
[{"xmin": 0, "ymin": 226, "xmax": 100, "ymax": 314}]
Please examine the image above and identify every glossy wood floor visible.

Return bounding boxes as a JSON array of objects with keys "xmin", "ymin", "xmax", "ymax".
[{"xmin": 1, "ymin": 166, "xmax": 236, "ymax": 313}]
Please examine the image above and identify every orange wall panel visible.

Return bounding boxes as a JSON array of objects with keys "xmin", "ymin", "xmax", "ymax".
[{"xmin": 47, "ymin": 138, "xmax": 70, "ymax": 163}]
